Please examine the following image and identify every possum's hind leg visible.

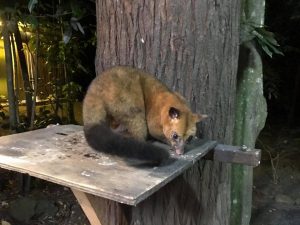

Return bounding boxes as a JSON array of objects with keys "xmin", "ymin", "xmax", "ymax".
[
  {"xmin": 119, "ymin": 112, "xmax": 170, "ymax": 164},
  {"xmin": 84, "ymin": 98, "xmax": 169, "ymax": 163},
  {"xmin": 121, "ymin": 110, "xmax": 148, "ymax": 141}
]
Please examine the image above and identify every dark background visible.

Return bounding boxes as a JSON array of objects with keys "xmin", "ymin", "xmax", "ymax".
[{"xmin": 264, "ymin": 0, "xmax": 300, "ymax": 128}]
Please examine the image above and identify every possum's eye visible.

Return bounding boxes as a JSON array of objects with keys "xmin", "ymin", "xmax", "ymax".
[
  {"xmin": 171, "ymin": 132, "xmax": 179, "ymax": 140},
  {"xmin": 169, "ymin": 107, "xmax": 180, "ymax": 119}
]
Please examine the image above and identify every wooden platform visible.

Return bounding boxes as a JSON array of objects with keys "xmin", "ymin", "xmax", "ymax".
[{"xmin": 0, "ymin": 125, "xmax": 216, "ymax": 206}]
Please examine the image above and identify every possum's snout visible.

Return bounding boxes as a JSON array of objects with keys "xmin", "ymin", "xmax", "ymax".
[{"xmin": 173, "ymin": 139, "xmax": 185, "ymax": 155}]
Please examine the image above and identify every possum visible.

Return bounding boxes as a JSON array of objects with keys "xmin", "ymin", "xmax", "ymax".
[{"xmin": 83, "ymin": 66, "xmax": 207, "ymax": 164}]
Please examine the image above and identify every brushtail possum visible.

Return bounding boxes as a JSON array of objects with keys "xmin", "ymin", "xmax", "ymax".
[{"xmin": 83, "ymin": 66, "xmax": 207, "ymax": 165}]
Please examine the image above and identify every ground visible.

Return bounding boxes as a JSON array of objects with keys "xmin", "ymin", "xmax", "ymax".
[
  {"xmin": 251, "ymin": 125, "xmax": 300, "ymax": 225},
  {"xmin": 0, "ymin": 123, "xmax": 299, "ymax": 225},
  {"xmin": 0, "ymin": 172, "xmax": 89, "ymax": 225}
]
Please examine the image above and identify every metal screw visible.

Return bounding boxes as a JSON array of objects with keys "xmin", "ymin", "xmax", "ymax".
[{"xmin": 241, "ymin": 145, "xmax": 248, "ymax": 151}]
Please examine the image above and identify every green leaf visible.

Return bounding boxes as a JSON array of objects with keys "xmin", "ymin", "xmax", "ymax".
[
  {"xmin": 77, "ymin": 63, "xmax": 88, "ymax": 73},
  {"xmin": 70, "ymin": 0, "xmax": 85, "ymax": 18},
  {"xmin": 24, "ymin": 15, "xmax": 38, "ymax": 28},
  {"xmin": 70, "ymin": 17, "xmax": 85, "ymax": 34},
  {"xmin": 252, "ymin": 29, "xmax": 284, "ymax": 57},
  {"xmin": 257, "ymin": 38, "xmax": 273, "ymax": 58},
  {"xmin": 255, "ymin": 27, "xmax": 280, "ymax": 46},
  {"xmin": 267, "ymin": 43, "xmax": 284, "ymax": 56},
  {"xmin": 76, "ymin": 22, "xmax": 85, "ymax": 34},
  {"xmin": 28, "ymin": 0, "xmax": 38, "ymax": 13},
  {"xmin": 70, "ymin": 17, "xmax": 78, "ymax": 31},
  {"xmin": 261, "ymin": 43, "xmax": 273, "ymax": 58}
]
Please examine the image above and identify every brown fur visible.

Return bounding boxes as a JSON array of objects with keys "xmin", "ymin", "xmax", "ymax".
[{"xmin": 83, "ymin": 66, "xmax": 206, "ymax": 163}]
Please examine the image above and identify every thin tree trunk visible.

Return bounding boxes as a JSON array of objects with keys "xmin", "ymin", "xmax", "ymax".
[
  {"xmin": 95, "ymin": 0, "xmax": 240, "ymax": 224},
  {"xmin": 30, "ymin": 18, "xmax": 40, "ymax": 129},
  {"xmin": 57, "ymin": 0, "xmax": 75, "ymax": 124},
  {"xmin": 231, "ymin": 41, "xmax": 267, "ymax": 225},
  {"xmin": 230, "ymin": 1, "xmax": 267, "ymax": 224},
  {"xmin": 14, "ymin": 23, "xmax": 33, "ymax": 121},
  {"xmin": 10, "ymin": 33, "xmax": 20, "ymax": 125},
  {"xmin": 3, "ymin": 20, "xmax": 17, "ymax": 130}
]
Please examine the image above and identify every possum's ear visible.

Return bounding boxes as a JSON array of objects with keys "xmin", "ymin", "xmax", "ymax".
[
  {"xmin": 193, "ymin": 114, "xmax": 208, "ymax": 123},
  {"xmin": 169, "ymin": 107, "xmax": 180, "ymax": 119}
]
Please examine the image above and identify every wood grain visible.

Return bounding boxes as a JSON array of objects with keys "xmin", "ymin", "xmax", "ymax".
[
  {"xmin": 214, "ymin": 144, "xmax": 261, "ymax": 167},
  {"xmin": 72, "ymin": 189, "xmax": 103, "ymax": 225},
  {"xmin": 95, "ymin": 0, "xmax": 240, "ymax": 224},
  {"xmin": 0, "ymin": 125, "xmax": 216, "ymax": 206}
]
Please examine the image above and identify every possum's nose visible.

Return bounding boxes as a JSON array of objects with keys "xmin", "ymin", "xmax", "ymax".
[{"xmin": 173, "ymin": 139, "xmax": 185, "ymax": 155}]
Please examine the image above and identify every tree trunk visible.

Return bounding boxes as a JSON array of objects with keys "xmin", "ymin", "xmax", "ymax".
[
  {"xmin": 95, "ymin": 0, "xmax": 240, "ymax": 224},
  {"xmin": 231, "ymin": 42, "xmax": 267, "ymax": 225},
  {"xmin": 230, "ymin": 1, "xmax": 267, "ymax": 225},
  {"xmin": 13, "ymin": 23, "xmax": 33, "ymax": 121},
  {"xmin": 3, "ymin": 20, "xmax": 18, "ymax": 130}
]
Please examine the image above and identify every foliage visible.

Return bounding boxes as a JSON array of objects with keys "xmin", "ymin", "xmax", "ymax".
[
  {"xmin": 34, "ymin": 106, "xmax": 62, "ymax": 128},
  {"xmin": 62, "ymin": 81, "xmax": 82, "ymax": 101},
  {"xmin": 24, "ymin": 0, "xmax": 96, "ymax": 76},
  {"xmin": 28, "ymin": 0, "xmax": 38, "ymax": 13},
  {"xmin": 263, "ymin": 65, "xmax": 280, "ymax": 100},
  {"xmin": 262, "ymin": 0, "xmax": 300, "ymax": 126},
  {"xmin": 239, "ymin": 0, "xmax": 300, "ymax": 108},
  {"xmin": 240, "ymin": 21, "xmax": 283, "ymax": 58},
  {"xmin": 252, "ymin": 27, "xmax": 283, "ymax": 58},
  {"xmin": 265, "ymin": 0, "xmax": 300, "ymax": 55},
  {"xmin": 0, "ymin": 0, "xmax": 96, "ymax": 128},
  {"xmin": 0, "ymin": 104, "xmax": 7, "ymax": 121}
]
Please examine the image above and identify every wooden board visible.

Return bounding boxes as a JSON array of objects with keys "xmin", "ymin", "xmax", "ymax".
[
  {"xmin": 0, "ymin": 125, "xmax": 216, "ymax": 206},
  {"xmin": 214, "ymin": 144, "xmax": 261, "ymax": 166}
]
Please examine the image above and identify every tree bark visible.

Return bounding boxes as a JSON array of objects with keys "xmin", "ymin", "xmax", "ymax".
[
  {"xmin": 231, "ymin": 42, "xmax": 267, "ymax": 225},
  {"xmin": 230, "ymin": 1, "xmax": 267, "ymax": 225},
  {"xmin": 13, "ymin": 23, "xmax": 33, "ymax": 121},
  {"xmin": 3, "ymin": 20, "xmax": 18, "ymax": 130},
  {"xmin": 95, "ymin": 0, "xmax": 240, "ymax": 224}
]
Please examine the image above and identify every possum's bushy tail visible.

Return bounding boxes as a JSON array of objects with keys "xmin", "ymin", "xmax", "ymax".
[{"xmin": 84, "ymin": 123, "xmax": 170, "ymax": 165}]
